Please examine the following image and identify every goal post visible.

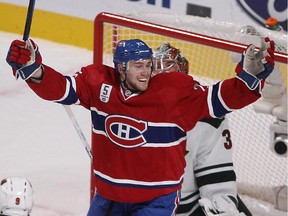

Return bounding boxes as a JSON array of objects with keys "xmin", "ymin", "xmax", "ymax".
[{"xmin": 92, "ymin": 12, "xmax": 288, "ymax": 211}]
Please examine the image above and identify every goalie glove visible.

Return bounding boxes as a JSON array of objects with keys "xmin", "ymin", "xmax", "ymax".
[
  {"xmin": 6, "ymin": 39, "xmax": 42, "ymax": 80},
  {"xmin": 236, "ymin": 37, "xmax": 275, "ymax": 90},
  {"xmin": 199, "ymin": 195, "xmax": 246, "ymax": 216}
]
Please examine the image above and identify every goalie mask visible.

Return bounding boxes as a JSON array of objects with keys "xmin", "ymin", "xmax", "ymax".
[
  {"xmin": 113, "ymin": 39, "xmax": 153, "ymax": 73},
  {"xmin": 153, "ymin": 42, "xmax": 189, "ymax": 74},
  {"xmin": 0, "ymin": 177, "xmax": 34, "ymax": 216}
]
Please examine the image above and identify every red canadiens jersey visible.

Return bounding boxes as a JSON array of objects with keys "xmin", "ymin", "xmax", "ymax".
[{"xmin": 27, "ymin": 64, "xmax": 260, "ymax": 203}]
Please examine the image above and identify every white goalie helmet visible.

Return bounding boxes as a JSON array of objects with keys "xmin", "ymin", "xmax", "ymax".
[
  {"xmin": 153, "ymin": 42, "xmax": 189, "ymax": 74},
  {"xmin": 0, "ymin": 177, "xmax": 34, "ymax": 216}
]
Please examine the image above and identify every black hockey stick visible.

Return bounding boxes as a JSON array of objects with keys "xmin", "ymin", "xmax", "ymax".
[
  {"xmin": 22, "ymin": 0, "xmax": 93, "ymax": 161},
  {"xmin": 23, "ymin": 0, "xmax": 36, "ymax": 41}
]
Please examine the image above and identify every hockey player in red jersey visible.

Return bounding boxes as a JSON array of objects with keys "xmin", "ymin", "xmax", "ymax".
[
  {"xmin": 6, "ymin": 37, "xmax": 274, "ymax": 215},
  {"xmin": 153, "ymin": 43, "xmax": 252, "ymax": 216}
]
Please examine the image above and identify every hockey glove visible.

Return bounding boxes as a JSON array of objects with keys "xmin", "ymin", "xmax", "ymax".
[
  {"xmin": 199, "ymin": 195, "xmax": 246, "ymax": 216},
  {"xmin": 236, "ymin": 37, "xmax": 275, "ymax": 90},
  {"xmin": 6, "ymin": 39, "xmax": 42, "ymax": 80}
]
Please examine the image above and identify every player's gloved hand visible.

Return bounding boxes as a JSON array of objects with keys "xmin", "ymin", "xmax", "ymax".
[
  {"xmin": 255, "ymin": 38, "xmax": 275, "ymax": 80},
  {"xmin": 236, "ymin": 37, "xmax": 275, "ymax": 90},
  {"xmin": 199, "ymin": 195, "xmax": 246, "ymax": 216},
  {"xmin": 6, "ymin": 39, "xmax": 42, "ymax": 80}
]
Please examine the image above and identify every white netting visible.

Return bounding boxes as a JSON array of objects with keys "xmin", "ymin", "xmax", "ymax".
[{"xmin": 121, "ymin": 12, "xmax": 288, "ymax": 53}]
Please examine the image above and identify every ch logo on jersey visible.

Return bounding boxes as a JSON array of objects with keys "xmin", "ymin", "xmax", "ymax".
[
  {"xmin": 237, "ymin": 0, "xmax": 287, "ymax": 31},
  {"xmin": 105, "ymin": 115, "xmax": 148, "ymax": 148},
  {"xmin": 100, "ymin": 84, "xmax": 112, "ymax": 103}
]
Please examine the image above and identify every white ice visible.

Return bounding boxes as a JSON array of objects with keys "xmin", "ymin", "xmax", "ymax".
[{"xmin": 0, "ymin": 31, "xmax": 92, "ymax": 216}]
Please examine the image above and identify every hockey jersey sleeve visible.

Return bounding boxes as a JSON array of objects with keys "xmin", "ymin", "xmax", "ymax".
[
  {"xmin": 28, "ymin": 64, "xmax": 263, "ymax": 122},
  {"xmin": 26, "ymin": 64, "xmax": 109, "ymax": 109},
  {"xmin": 154, "ymin": 72, "xmax": 262, "ymax": 125},
  {"xmin": 192, "ymin": 118, "xmax": 237, "ymax": 199},
  {"xmin": 206, "ymin": 76, "xmax": 261, "ymax": 118},
  {"xmin": 26, "ymin": 64, "xmax": 69, "ymax": 102},
  {"xmin": 26, "ymin": 64, "xmax": 88, "ymax": 106}
]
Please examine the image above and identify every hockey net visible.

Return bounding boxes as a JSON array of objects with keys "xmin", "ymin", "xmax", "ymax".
[{"xmin": 93, "ymin": 12, "xmax": 288, "ymax": 215}]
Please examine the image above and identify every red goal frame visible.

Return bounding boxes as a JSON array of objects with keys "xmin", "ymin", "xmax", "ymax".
[
  {"xmin": 94, "ymin": 12, "xmax": 287, "ymax": 65},
  {"xmin": 91, "ymin": 11, "xmax": 288, "ymax": 201}
]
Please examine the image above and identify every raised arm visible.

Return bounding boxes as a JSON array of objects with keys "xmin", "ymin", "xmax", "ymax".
[
  {"xmin": 208, "ymin": 37, "xmax": 275, "ymax": 118},
  {"xmin": 6, "ymin": 39, "xmax": 87, "ymax": 106}
]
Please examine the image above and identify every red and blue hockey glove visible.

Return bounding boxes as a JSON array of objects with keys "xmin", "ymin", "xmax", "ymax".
[
  {"xmin": 6, "ymin": 39, "xmax": 42, "ymax": 80},
  {"xmin": 236, "ymin": 37, "xmax": 275, "ymax": 90},
  {"xmin": 255, "ymin": 38, "xmax": 275, "ymax": 80}
]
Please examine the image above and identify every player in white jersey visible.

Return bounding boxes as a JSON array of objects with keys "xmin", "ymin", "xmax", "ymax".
[
  {"xmin": 0, "ymin": 177, "xmax": 34, "ymax": 216},
  {"xmin": 153, "ymin": 43, "xmax": 252, "ymax": 216}
]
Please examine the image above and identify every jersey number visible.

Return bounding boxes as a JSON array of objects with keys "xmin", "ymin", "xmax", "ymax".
[
  {"xmin": 222, "ymin": 129, "xmax": 232, "ymax": 149},
  {"xmin": 15, "ymin": 197, "xmax": 20, "ymax": 205},
  {"xmin": 100, "ymin": 84, "xmax": 112, "ymax": 103}
]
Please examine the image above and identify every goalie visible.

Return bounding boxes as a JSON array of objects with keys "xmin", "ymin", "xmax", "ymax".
[{"xmin": 153, "ymin": 42, "xmax": 252, "ymax": 216}]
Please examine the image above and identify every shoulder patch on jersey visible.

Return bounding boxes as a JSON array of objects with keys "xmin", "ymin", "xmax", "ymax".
[
  {"xmin": 100, "ymin": 83, "xmax": 112, "ymax": 103},
  {"xmin": 199, "ymin": 117, "xmax": 225, "ymax": 129}
]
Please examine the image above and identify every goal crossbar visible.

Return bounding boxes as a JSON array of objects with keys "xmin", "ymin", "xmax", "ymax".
[{"xmin": 94, "ymin": 12, "xmax": 288, "ymax": 65}]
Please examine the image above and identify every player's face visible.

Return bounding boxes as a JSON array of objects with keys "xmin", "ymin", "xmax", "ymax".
[
  {"xmin": 152, "ymin": 59, "xmax": 180, "ymax": 76},
  {"xmin": 124, "ymin": 59, "xmax": 152, "ymax": 92}
]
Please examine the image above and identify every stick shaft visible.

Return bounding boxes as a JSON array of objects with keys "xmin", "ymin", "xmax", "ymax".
[
  {"xmin": 23, "ymin": 0, "xmax": 36, "ymax": 40},
  {"xmin": 21, "ymin": 0, "xmax": 93, "ymax": 161},
  {"xmin": 63, "ymin": 106, "xmax": 93, "ymax": 160}
]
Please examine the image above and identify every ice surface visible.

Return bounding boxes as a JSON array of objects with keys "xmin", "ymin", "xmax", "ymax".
[{"xmin": 0, "ymin": 32, "xmax": 92, "ymax": 216}]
